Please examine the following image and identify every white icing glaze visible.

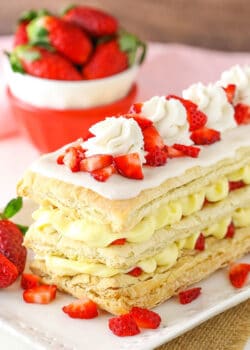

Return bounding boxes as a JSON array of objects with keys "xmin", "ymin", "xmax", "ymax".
[
  {"xmin": 30, "ymin": 124, "xmax": 250, "ymax": 200},
  {"xmin": 82, "ymin": 117, "xmax": 145, "ymax": 163},
  {"xmin": 141, "ymin": 96, "xmax": 192, "ymax": 145},
  {"xmin": 182, "ymin": 83, "xmax": 236, "ymax": 132}
]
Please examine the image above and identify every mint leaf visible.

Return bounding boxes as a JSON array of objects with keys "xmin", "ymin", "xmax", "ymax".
[
  {"xmin": 16, "ymin": 224, "xmax": 29, "ymax": 235},
  {"xmin": 3, "ymin": 197, "xmax": 23, "ymax": 219}
]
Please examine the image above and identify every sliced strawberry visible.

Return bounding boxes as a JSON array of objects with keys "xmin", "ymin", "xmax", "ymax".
[
  {"xmin": 21, "ymin": 273, "xmax": 40, "ymax": 290},
  {"xmin": 125, "ymin": 114, "xmax": 153, "ymax": 130},
  {"xmin": 109, "ymin": 314, "xmax": 140, "ymax": 337},
  {"xmin": 130, "ymin": 307, "xmax": 161, "ymax": 329},
  {"xmin": 127, "ymin": 267, "xmax": 143, "ymax": 277},
  {"xmin": 167, "ymin": 146, "xmax": 185, "ymax": 158},
  {"xmin": 191, "ymin": 127, "xmax": 221, "ymax": 145},
  {"xmin": 57, "ymin": 154, "xmax": 64, "ymax": 165},
  {"xmin": 62, "ymin": 297, "xmax": 98, "ymax": 319},
  {"xmin": 229, "ymin": 180, "xmax": 245, "ymax": 192},
  {"xmin": 0, "ymin": 253, "xmax": 18, "ymax": 288},
  {"xmin": 91, "ymin": 164, "xmax": 116, "ymax": 182},
  {"xmin": 129, "ymin": 102, "xmax": 143, "ymax": 114},
  {"xmin": 173, "ymin": 144, "xmax": 200, "ymax": 158},
  {"xmin": 80, "ymin": 155, "xmax": 113, "ymax": 172},
  {"xmin": 195, "ymin": 233, "xmax": 205, "ymax": 251},
  {"xmin": 143, "ymin": 125, "xmax": 164, "ymax": 152},
  {"xmin": 23, "ymin": 284, "xmax": 57, "ymax": 304},
  {"xmin": 63, "ymin": 147, "xmax": 83, "ymax": 172},
  {"xmin": 167, "ymin": 95, "xmax": 198, "ymax": 110},
  {"xmin": 110, "ymin": 238, "xmax": 127, "ymax": 246},
  {"xmin": 178, "ymin": 287, "xmax": 202, "ymax": 304},
  {"xmin": 229, "ymin": 263, "xmax": 250, "ymax": 288},
  {"xmin": 234, "ymin": 103, "xmax": 250, "ymax": 125},
  {"xmin": 225, "ymin": 222, "xmax": 235, "ymax": 239},
  {"xmin": 145, "ymin": 146, "xmax": 168, "ymax": 166},
  {"xmin": 223, "ymin": 84, "xmax": 236, "ymax": 104},
  {"xmin": 114, "ymin": 153, "xmax": 143, "ymax": 180}
]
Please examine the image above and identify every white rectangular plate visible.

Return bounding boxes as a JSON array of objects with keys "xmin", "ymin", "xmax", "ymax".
[{"xmin": 0, "ymin": 200, "xmax": 249, "ymax": 350}]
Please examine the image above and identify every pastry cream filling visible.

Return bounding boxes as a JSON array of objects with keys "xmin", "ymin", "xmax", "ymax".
[
  {"xmin": 32, "ymin": 164, "xmax": 250, "ymax": 248},
  {"xmin": 42, "ymin": 206, "xmax": 250, "ymax": 278}
]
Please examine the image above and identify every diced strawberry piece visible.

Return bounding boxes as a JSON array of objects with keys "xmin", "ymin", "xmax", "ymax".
[
  {"xmin": 234, "ymin": 103, "xmax": 250, "ymax": 125},
  {"xmin": 191, "ymin": 127, "xmax": 221, "ymax": 145},
  {"xmin": 143, "ymin": 125, "xmax": 164, "ymax": 152},
  {"xmin": 114, "ymin": 153, "xmax": 143, "ymax": 180},
  {"xmin": 0, "ymin": 253, "xmax": 18, "ymax": 288},
  {"xmin": 80, "ymin": 155, "xmax": 113, "ymax": 172},
  {"xmin": 21, "ymin": 273, "xmax": 40, "ymax": 290},
  {"xmin": 130, "ymin": 307, "xmax": 161, "ymax": 329},
  {"xmin": 173, "ymin": 144, "xmax": 200, "ymax": 158},
  {"xmin": 129, "ymin": 102, "xmax": 143, "ymax": 114},
  {"xmin": 91, "ymin": 164, "xmax": 116, "ymax": 182},
  {"xmin": 23, "ymin": 284, "xmax": 57, "ymax": 304},
  {"xmin": 109, "ymin": 314, "xmax": 140, "ymax": 337},
  {"xmin": 63, "ymin": 147, "xmax": 82, "ymax": 172},
  {"xmin": 62, "ymin": 297, "xmax": 98, "ymax": 319},
  {"xmin": 225, "ymin": 222, "xmax": 235, "ymax": 239},
  {"xmin": 178, "ymin": 287, "xmax": 202, "ymax": 304},
  {"xmin": 223, "ymin": 84, "xmax": 236, "ymax": 104},
  {"xmin": 127, "ymin": 267, "xmax": 143, "ymax": 277},
  {"xmin": 125, "ymin": 114, "xmax": 153, "ymax": 130},
  {"xmin": 166, "ymin": 95, "xmax": 198, "ymax": 110},
  {"xmin": 229, "ymin": 263, "xmax": 250, "ymax": 288},
  {"xmin": 145, "ymin": 146, "xmax": 168, "ymax": 166},
  {"xmin": 110, "ymin": 238, "xmax": 127, "ymax": 246},
  {"xmin": 229, "ymin": 180, "xmax": 245, "ymax": 191},
  {"xmin": 57, "ymin": 154, "xmax": 64, "ymax": 165},
  {"xmin": 195, "ymin": 233, "xmax": 205, "ymax": 251},
  {"xmin": 167, "ymin": 146, "xmax": 185, "ymax": 158}
]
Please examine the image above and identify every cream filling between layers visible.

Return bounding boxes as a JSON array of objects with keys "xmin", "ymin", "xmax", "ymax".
[
  {"xmin": 32, "ymin": 164, "xmax": 250, "ymax": 248},
  {"xmin": 40, "ymin": 207, "xmax": 250, "ymax": 278}
]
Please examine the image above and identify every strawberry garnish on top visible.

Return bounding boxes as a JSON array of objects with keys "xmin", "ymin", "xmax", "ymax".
[
  {"xmin": 190, "ymin": 127, "xmax": 221, "ymax": 145},
  {"xmin": 27, "ymin": 16, "xmax": 92, "ymax": 65},
  {"xmin": 125, "ymin": 114, "xmax": 153, "ymax": 130},
  {"xmin": 223, "ymin": 84, "xmax": 236, "ymax": 104},
  {"xmin": 234, "ymin": 103, "xmax": 250, "ymax": 125},
  {"xmin": 229, "ymin": 263, "xmax": 250, "ymax": 288},
  {"xmin": 114, "ymin": 153, "xmax": 144, "ymax": 180},
  {"xmin": 91, "ymin": 164, "xmax": 117, "ymax": 182},
  {"xmin": 62, "ymin": 5, "xmax": 118, "ymax": 38},
  {"xmin": 172, "ymin": 144, "xmax": 200, "ymax": 158},
  {"xmin": 143, "ymin": 125, "xmax": 167, "ymax": 166},
  {"xmin": 62, "ymin": 297, "xmax": 98, "ymax": 319},
  {"xmin": 167, "ymin": 95, "xmax": 207, "ymax": 131},
  {"xmin": 80, "ymin": 154, "xmax": 113, "ymax": 172},
  {"xmin": 129, "ymin": 102, "xmax": 143, "ymax": 114}
]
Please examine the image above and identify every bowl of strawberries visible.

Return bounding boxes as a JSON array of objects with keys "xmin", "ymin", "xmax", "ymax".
[{"xmin": 6, "ymin": 5, "xmax": 146, "ymax": 153}]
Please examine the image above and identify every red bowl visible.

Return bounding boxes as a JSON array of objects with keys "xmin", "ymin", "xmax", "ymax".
[{"xmin": 7, "ymin": 84, "xmax": 137, "ymax": 153}]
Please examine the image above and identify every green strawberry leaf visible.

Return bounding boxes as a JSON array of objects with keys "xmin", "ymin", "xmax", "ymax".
[
  {"xmin": 28, "ymin": 18, "xmax": 49, "ymax": 45},
  {"xmin": 61, "ymin": 4, "xmax": 76, "ymax": 16},
  {"xmin": 16, "ymin": 224, "xmax": 29, "ymax": 235},
  {"xmin": 3, "ymin": 197, "xmax": 23, "ymax": 219},
  {"xmin": 20, "ymin": 49, "xmax": 41, "ymax": 62},
  {"xmin": 7, "ymin": 51, "xmax": 25, "ymax": 73},
  {"xmin": 118, "ymin": 30, "xmax": 147, "ymax": 66}
]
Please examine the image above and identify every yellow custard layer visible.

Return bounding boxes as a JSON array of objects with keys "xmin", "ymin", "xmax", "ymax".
[
  {"xmin": 41, "ymin": 206, "xmax": 250, "ymax": 278},
  {"xmin": 32, "ymin": 164, "xmax": 250, "ymax": 248}
]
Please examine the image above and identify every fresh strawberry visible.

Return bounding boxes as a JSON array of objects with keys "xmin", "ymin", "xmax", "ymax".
[
  {"xmin": 91, "ymin": 164, "xmax": 116, "ymax": 182},
  {"xmin": 62, "ymin": 297, "xmax": 98, "ymax": 319},
  {"xmin": 63, "ymin": 5, "xmax": 118, "ymax": 37},
  {"xmin": 57, "ymin": 154, "xmax": 65, "ymax": 165},
  {"xmin": 80, "ymin": 155, "xmax": 113, "ymax": 172},
  {"xmin": 127, "ymin": 267, "xmax": 143, "ymax": 277},
  {"xmin": 23, "ymin": 284, "xmax": 57, "ymax": 304},
  {"xmin": 194, "ymin": 233, "xmax": 205, "ymax": 251},
  {"xmin": 129, "ymin": 102, "xmax": 143, "ymax": 114},
  {"xmin": 166, "ymin": 146, "xmax": 185, "ymax": 158},
  {"xmin": 167, "ymin": 95, "xmax": 207, "ymax": 131},
  {"xmin": 0, "ymin": 253, "xmax": 18, "ymax": 288},
  {"xmin": 27, "ymin": 16, "xmax": 92, "ymax": 64},
  {"xmin": 109, "ymin": 314, "xmax": 140, "ymax": 337},
  {"xmin": 145, "ymin": 146, "xmax": 168, "ymax": 166},
  {"xmin": 234, "ymin": 103, "xmax": 250, "ymax": 125},
  {"xmin": 225, "ymin": 222, "xmax": 235, "ymax": 239},
  {"xmin": 83, "ymin": 39, "xmax": 128, "ymax": 79},
  {"xmin": 190, "ymin": 127, "xmax": 221, "ymax": 145},
  {"xmin": 9, "ymin": 45, "xmax": 82, "ymax": 80},
  {"xmin": 172, "ymin": 144, "xmax": 200, "ymax": 158},
  {"xmin": 21, "ymin": 273, "xmax": 40, "ymax": 290},
  {"xmin": 178, "ymin": 287, "xmax": 202, "ymax": 304},
  {"xmin": 229, "ymin": 263, "xmax": 250, "ymax": 288},
  {"xmin": 229, "ymin": 180, "xmax": 245, "ymax": 192},
  {"xmin": 130, "ymin": 307, "xmax": 161, "ymax": 329},
  {"xmin": 110, "ymin": 238, "xmax": 127, "ymax": 246},
  {"xmin": 223, "ymin": 84, "xmax": 236, "ymax": 104},
  {"xmin": 114, "ymin": 153, "xmax": 143, "ymax": 180},
  {"xmin": 125, "ymin": 114, "xmax": 153, "ymax": 130},
  {"xmin": 63, "ymin": 147, "xmax": 83, "ymax": 172},
  {"xmin": 0, "ymin": 220, "xmax": 27, "ymax": 275},
  {"xmin": 143, "ymin": 125, "xmax": 164, "ymax": 152}
]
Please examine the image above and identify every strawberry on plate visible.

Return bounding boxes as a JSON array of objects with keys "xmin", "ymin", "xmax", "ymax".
[
  {"xmin": 9, "ymin": 45, "xmax": 82, "ymax": 80},
  {"xmin": 114, "ymin": 153, "xmax": 143, "ymax": 180},
  {"xmin": 178, "ymin": 287, "xmax": 202, "ymax": 304},
  {"xmin": 234, "ymin": 103, "xmax": 250, "ymax": 125},
  {"xmin": 63, "ymin": 5, "xmax": 118, "ymax": 37},
  {"xmin": 23, "ymin": 284, "xmax": 57, "ymax": 304},
  {"xmin": 223, "ymin": 84, "xmax": 236, "ymax": 104},
  {"xmin": 62, "ymin": 297, "xmax": 98, "ymax": 319},
  {"xmin": 27, "ymin": 16, "xmax": 92, "ymax": 64},
  {"xmin": 109, "ymin": 314, "xmax": 140, "ymax": 337},
  {"xmin": 0, "ymin": 253, "xmax": 18, "ymax": 288},
  {"xmin": 190, "ymin": 127, "xmax": 221, "ymax": 145},
  {"xmin": 130, "ymin": 307, "xmax": 161, "ymax": 329},
  {"xmin": 21, "ymin": 273, "xmax": 40, "ymax": 290},
  {"xmin": 229, "ymin": 263, "xmax": 250, "ymax": 288}
]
